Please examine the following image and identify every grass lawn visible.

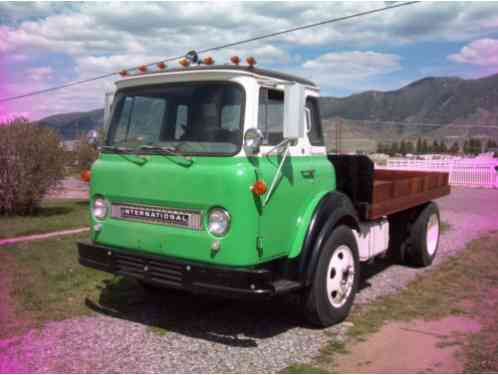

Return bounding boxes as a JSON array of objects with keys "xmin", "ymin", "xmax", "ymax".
[
  {"xmin": 0, "ymin": 200, "xmax": 90, "ymax": 239},
  {"xmin": 0, "ymin": 233, "xmax": 141, "ymax": 338},
  {"xmin": 283, "ymin": 231, "xmax": 498, "ymax": 373}
]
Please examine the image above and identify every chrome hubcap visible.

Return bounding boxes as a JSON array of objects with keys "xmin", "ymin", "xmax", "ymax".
[
  {"xmin": 326, "ymin": 245, "xmax": 355, "ymax": 308},
  {"xmin": 426, "ymin": 213, "xmax": 439, "ymax": 256}
]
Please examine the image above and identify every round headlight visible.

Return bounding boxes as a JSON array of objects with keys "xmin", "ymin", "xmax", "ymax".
[
  {"xmin": 207, "ymin": 208, "xmax": 230, "ymax": 237},
  {"xmin": 92, "ymin": 197, "xmax": 108, "ymax": 220}
]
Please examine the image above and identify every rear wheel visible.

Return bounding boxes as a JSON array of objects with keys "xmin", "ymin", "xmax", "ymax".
[
  {"xmin": 406, "ymin": 202, "xmax": 440, "ymax": 267},
  {"xmin": 303, "ymin": 225, "xmax": 359, "ymax": 327}
]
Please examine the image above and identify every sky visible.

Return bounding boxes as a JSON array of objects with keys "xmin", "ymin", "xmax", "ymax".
[{"xmin": 1, "ymin": 1, "xmax": 498, "ymax": 121}]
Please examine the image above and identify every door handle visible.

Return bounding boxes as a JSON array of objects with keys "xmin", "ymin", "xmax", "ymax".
[{"xmin": 301, "ymin": 169, "xmax": 315, "ymax": 178}]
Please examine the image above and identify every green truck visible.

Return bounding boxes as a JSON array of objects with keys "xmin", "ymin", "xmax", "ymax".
[{"xmin": 78, "ymin": 61, "xmax": 450, "ymax": 327}]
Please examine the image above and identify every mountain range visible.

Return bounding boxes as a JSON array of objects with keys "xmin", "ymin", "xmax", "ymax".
[{"xmin": 38, "ymin": 73, "xmax": 498, "ymax": 152}]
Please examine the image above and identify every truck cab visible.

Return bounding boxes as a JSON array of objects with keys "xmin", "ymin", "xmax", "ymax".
[{"xmin": 79, "ymin": 62, "xmax": 449, "ymax": 327}]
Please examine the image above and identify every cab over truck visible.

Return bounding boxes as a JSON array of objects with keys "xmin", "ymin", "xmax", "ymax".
[{"xmin": 78, "ymin": 63, "xmax": 450, "ymax": 327}]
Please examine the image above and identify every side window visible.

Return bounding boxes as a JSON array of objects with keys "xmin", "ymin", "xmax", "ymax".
[
  {"xmin": 258, "ymin": 88, "xmax": 284, "ymax": 145},
  {"xmin": 113, "ymin": 97, "xmax": 133, "ymax": 143},
  {"xmin": 174, "ymin": 104, "xmax": 188, "ymax": 140},
  {"xmin": 306, "ymin": 97, "xmax": 324, "ymax": 146}
]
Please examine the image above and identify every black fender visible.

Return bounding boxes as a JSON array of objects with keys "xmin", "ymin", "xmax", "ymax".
[{"xmin": 297, "ymin": 191, "xmax": 360, "ymax": 286}]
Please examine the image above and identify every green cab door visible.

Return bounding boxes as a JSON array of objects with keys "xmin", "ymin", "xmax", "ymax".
[{"xmin": 254, "ymin": 87, "xmax": 321, "ymax": 261}]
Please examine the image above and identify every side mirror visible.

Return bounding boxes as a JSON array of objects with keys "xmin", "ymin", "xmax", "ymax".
[
  {"xmin": 87, "ymin": 129, "xmax": 99, "ymax": 148},
  {"xmin": 243, "ymin": 128, "xmax": 264, "ymax": 155},
  {"xmin": 283, "ymin": 83, "xmax": 305, "ymax": 140}
]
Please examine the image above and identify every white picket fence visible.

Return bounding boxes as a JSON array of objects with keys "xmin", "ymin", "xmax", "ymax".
[{"xmin": 378, "ymin": 156, "xmax": 498, "ymax": 188}]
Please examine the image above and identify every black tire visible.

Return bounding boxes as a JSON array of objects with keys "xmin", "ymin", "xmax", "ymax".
[
  {"xmin": 405, "ymin": 202, "xmax": 440, "ymax": 267},
  {"xmin": 302, "ymin": 225, "xmax": 360, "ymax": 327}
]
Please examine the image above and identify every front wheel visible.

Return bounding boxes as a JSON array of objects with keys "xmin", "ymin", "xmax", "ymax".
[{"xmin": 303, "ymin": 225, "xmax": 360, "ymax": 327}]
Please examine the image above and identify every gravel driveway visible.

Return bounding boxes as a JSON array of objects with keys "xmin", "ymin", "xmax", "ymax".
[{"xmin": 1, "ymin": 187, "xmax": 497, "ymax": 373}]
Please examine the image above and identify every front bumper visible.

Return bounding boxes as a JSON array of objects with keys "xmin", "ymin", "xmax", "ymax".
[{"xmin": 77, "ymin": 241, "xmax": 301, "ymax": 298}]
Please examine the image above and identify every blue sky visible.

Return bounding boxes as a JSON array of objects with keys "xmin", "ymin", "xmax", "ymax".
[{"xmin": 1, "ymin": 1, "xmax": 498, "ymax": 120}]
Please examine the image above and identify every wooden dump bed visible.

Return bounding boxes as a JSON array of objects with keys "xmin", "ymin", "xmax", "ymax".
[
  {"xmin": 327, "ymin": 155, "xmax": 450, "ymax": 221},
  {"xmin": 369, "ymin": 170, "xmax": 450, "ymax": 219}
]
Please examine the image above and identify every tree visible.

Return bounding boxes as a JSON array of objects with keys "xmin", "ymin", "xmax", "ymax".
[
  {"xmin": 390, "ymin": 141, "xmax": 399, "ymax": 155},
  {"xmin": 432, "ymin": 140, "xmax": 440, "ymax": 153},
  {"xmin": 416, "ymin": 137, "xmax": 422, "ymax": 154},
  {"xmin": 421, "ymin": 139, "xmax": 429, "ymax": 154},
  {"xmin": 450, "ymin": 141, "xmax": 460, "ymax": 154},
  {"xmin": 486, "ymin": 139, "xmax": 497, "ymax": 152},
  {"xmin": 405, "ymin": 141, "xmax": 414, "ymax": 154},
  {"xmin": 399, "ymin": 140, "xmax": 406, "ymax": 155},
  {"xmin": 440, "ymin": 142, "xmax": 448, "ymax": 154},
  {"xmin": 463, "ymin": 139, "xmax": 470, "ymax": 154},
  {"xmin": 0, "ymin": 119, "xmax": 67, "ymax": 215}
]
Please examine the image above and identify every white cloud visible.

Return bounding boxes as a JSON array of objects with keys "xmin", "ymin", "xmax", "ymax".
[
  {"xmin": 301, "ymin": 51, "xmax": 401, "ymax": 86},
  {"xmin": 448, "ymin": 38, "xmax": 498, "ymax": 67}
]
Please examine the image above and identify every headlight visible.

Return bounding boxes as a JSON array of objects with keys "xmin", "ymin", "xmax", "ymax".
[
  {"xmin": 207, "ymin": 208, "xmax": 230, "ymax": 237},
  {"xmin": 92, "ymin": 197, "xmax": 108, "ymax": 220}
]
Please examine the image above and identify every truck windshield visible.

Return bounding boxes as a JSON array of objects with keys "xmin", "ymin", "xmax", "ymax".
[{"xmin": 106, "ymin": 82, "xmax": 244, "ymax": 155}]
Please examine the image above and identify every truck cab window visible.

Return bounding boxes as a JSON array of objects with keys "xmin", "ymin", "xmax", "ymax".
[
  {"xmin": 174, "ymin": 104, "xmax": 189, "ymax": 140},
  {"xmin": 258, "ymin": 88, "xmax": 284, "ymax": 145},
  {"xmin": 306, "ymin": 97, "xmax": 324, "ymax": 146}
]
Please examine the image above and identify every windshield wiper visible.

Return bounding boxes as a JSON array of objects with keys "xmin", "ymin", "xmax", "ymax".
[
  {"xmin": 100, "ymin": 145, "xmax": 133, "ymax": 153},
  {"xmin": 138, "ymin": 145, "xmax": 193, "ymax": 163}
]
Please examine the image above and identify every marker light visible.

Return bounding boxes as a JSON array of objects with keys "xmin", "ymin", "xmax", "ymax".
[
  {"xmin": 230, "ymin": 56, "xmax": 240, "ymax": 65},
  {"xmin": 157, "ymin": 62, "xmax": 167, "ymax": 70},
  {"xmin": 203, "ymin": 56, "xmax": 214, "ymax": 65},
  {"xmin": 138, "ymin": 65, "xmax": 147, "ymax": 73},
  {"xmin": 207, "ymin": 208, "xmax": 231, "ymax": 237},
  {"xmin": 246, "ymin": 56, "xmax": 256, "ymax": 67},
  {"xmin": 81, "ymin": 169, "xmax": 91, "ymax": 183},
  {"xmin": 119, "ymin": 70, "xmax": 128, "ymax": 77},
  {"xmin": 179, "ymin": 58, "xmax": 190, "ymax": 68},
  {"xmin": 251, "ymin": 180, "xmax": 267, "ymax": 196}
]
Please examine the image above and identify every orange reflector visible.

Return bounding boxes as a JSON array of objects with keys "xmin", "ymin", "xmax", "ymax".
[
  {"xmin": 246, "ymin": 56, "xmax": 256, "ymax": 67},
  {"xmin": 119, "ymin": 70, "xmax": 128, "ymax": 77},
  {"xmin": 230, "ymin": 56, "xmax": 240, "ymax": 65},
  {"xmin": 81, "ymin": 169, "xmax": 91, "ymax": 183},
  {"xmin": 251, "ymin": 180, "xmax": 267, "ymax": 196},
  {"xmin": 203, "ymin": 56, "xmax": 214, "ymax": 65},
  {"xmin": 138, "ymin": 65, "xmax": 147, "ymax": 73},
  {"xmin": 179, "ymin": 58, "xmax": 190, "ymax": 68},
  {"xmin": 157, "ymin": 62, "xmax": 167, "ymax": 70}
]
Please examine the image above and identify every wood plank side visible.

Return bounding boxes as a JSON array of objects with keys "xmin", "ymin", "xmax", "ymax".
[{"xmin": 368, "ymin": 185, "xmax": 451, "ymax": 219}]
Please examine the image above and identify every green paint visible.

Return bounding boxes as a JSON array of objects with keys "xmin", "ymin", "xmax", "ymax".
[{"xmin": 89, "ymin": 152, "xmax": 335, "ymax": 267}]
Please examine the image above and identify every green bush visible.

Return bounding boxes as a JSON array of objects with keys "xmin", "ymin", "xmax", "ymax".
[
  {"xmin": 0, "ymin": 118, "xmax": 67, "ymax": 215},
  {"xmin": 73, "ymin": 134, "xmax": 99, "ymax": 170}
]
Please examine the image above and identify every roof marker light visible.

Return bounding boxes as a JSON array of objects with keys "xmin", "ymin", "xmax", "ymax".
[
  {"xmin": 246, "ymin": 56, "xmax": 256, "ymax": 67},
  {"xmin": 230, "ymin": 56, "xmax": 240, "ymax": 65},
  {"xmin": 203, "ymin": 56, "xmax": 214, "ymax": 65},
  {"xmin": 179, "ymin": 58, "xmax": 190, "ymax": 68},
  {"xmin": 157, "ymin": 62, "xmax": 167, "ymax": 70},
  {"xmin": 119, "ymin": 70, "xmax": 128, "ymax": 77},
  {"xmin": 138, "ymin": 65, "xmax": 147, "ymax": 73}
]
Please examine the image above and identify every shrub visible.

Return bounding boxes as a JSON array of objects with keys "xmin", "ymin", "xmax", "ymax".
[
  {"xmin": 73, "ymin": 134, "xmax": 99, "ymax": 170},
  {"xmin": 0, "ymin": 118, "xmax": 67, "ymax": 215}
]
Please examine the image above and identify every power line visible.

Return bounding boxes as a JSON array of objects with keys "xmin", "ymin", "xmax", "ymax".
[{"xmin": 0, "ymin": 1, "xmax": 419, "ymax": 103}]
